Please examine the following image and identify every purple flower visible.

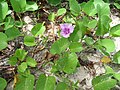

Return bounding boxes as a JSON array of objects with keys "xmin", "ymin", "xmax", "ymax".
[{"xmin": 60, "ymin": 23, "xmax": 74, "ymax": 38}]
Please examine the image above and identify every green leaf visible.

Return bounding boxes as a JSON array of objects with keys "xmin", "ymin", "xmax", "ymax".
[
  {"xmin": 0, "ymin": 78, "xmax": 7, "ymax": 90},
  {"xmin": 114, "ymin": 73, "xmax": 120, "ymax": 81},
  {"xmin": 31, "ymin": 23, "xmax": 45, "ymax": 37},
  {"xmin": 63, "ymin": 53, "xmax": 78, "ymax": 74},
  {"xmin": 96, "ymin": 15, "xmax": 111, "ymax": 36},
  {"xmin": 0, "ymin": 32, "xmax": 8, "ymax": 50},
  {"xmin": 15, "ymin": 49, "xmax": 28, "ymax": 61},
  {"xmin": 55, "ymin": 82, "xmax": 68, "ymax": 90},
  {"xmin": 57, "ymin": 8, "xmax": 66, "ymax": 16},
  {"xmin": 94, "ymin": 0, "xmax": 110, "ymax": 17},
  {"xmin": 10, "ymin": 0, "xmax": 26, "ymax": 12},
  {"xmin": 87, "ymin": 20, "xmax": 97, "ymax": 29},
  {"xmin": 0, "ymin": 1, "xmax": 8, "ymax": 21},
  {"xmin": 69, "ymin": 42, "xmax": 83, "ymax": 52},
  {"xmin": 82, "ymin": 0, "xmax": 97, "ymax": 16},
  {"xmin": 92, "ymin": 74, "xmax": 113, "ymax": 86},
  {"xmin": 93, "ymin": 79, "xmax": 116, "ymax": 90},
  {"xmin": 85, "ymin": 37, "xmax": 94, "ymax": 45},
  {"xmin": 26, "ymin": 56, "xmax": 37, "ymax": 67},
  {"xmin": 36, "ymin": 74, "xmax": 56, "ymax": 90},
  {"xmin": 14, "ymin": 74, "xmax": 35, "ymax": 90},
  {"xmin": 18, "ymin": 62, "xmax": 27, "ymax": 72},
  {"xmin": 48, "ymin": 13, "xmax": 55, "ymax": 22},
  {"xmin": 69, "ymin": 21, "xmax": 86, "ymax": 42},
  {"xmin": 114, "ymin": 3, "xmax": 120, "ymax": 9},
  {"xmin": 15, "ymin": 21, "xmax": 23, "ymax": 28},
  {"xmin": 50, "ymin": 38, "xmax": 69, "ymax": 54},
  {"xmin": 47, "ymin": 0, "xmax": 61, "ymax": 6},
  {"xmin": 26, "ymin": 1, "xmax": 38, "ymax": 11},
  {"xmin": 69, "ymin": 0, "xmax": 81, "ymax": 16},
  {"xmin": 5, "ymin": 27, "xmax": 21, "ymax": 41},
  {"xmin": 4, "ymin": 16, "xmax": 14, "ymax": 30},
  {"xmin": 24, "ymin": 36, "xmax": 36, "ymax": 46},
  {"xmin": 110, "ymin": 24, "xmax": 120, "ymax": 37},
  {"xmin": 97, "ymin": 39, "xmax": 115, "ymax": 53},
  {"xmin": 9, "ymin": 55, "xmax": 18, "ymax": 65},
  {"xmin": 113, "ymin": 51, "xmax": 120, "ymax": 64},
  {"xmin": 105, "ymin": 65, "xmax": 114, "ymax": 74}
]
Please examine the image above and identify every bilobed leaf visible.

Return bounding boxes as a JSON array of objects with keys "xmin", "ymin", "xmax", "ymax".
[
  {"xmin": 18, "ymin": 62, "xmax": 27, "ymax": 72},
  {"xmin": 10, "ymin": 0, "xmax": 26, "ymax": 12},
  {"xmin": 15, "ymin": 49, "xmax": 28, "ymax": 61},
  {"xmin": 50, "ymin": 38, "xmax": 69, "ymax": 54},
  {"xmin": 69, "ymin": 0, "xmax": 81, "ymax": 16},
  {"xmin": 0, "ymin": 78, "xmax": 7, "ymax": 90},
  {"xmin": 31, "ymin": 23, "xmax": 45, "ymax": 37},
  {"xmin": 113, "ymin": 51, "xmax": 120, "ymax": 64},
  {"xmin": 24, "ymin": 36, "xmax": 36, "ymax": 46},
  {"xmin": 26, "ymin": 56, "xmax": 37, "ymax": 67},
  {"xmin": 0, "ymin": 1, "xmax": 8, "ymax": 21},
  {"xmin": 14, "ymin": 74, "xmax": 35, "ymax": 90},
  {"xmin": 5, "ymin": 27, "xmax": 21, "ymax": 41},
  {"xmin": 69, "ymin": 42, "xmax": 83, "ymax": 52},
  {"xmin": 57, "ymin": 8, "xmax": 66, "ymax": 16},
  {"xmin": 36, "ymin": 74, "xmax": 56, "ymax": 90},
  {"xmin": 26, "ymin": 1, "xmax": 38, "ymax": 11},
  {"xmin": 55, "ymin": 82, "xmax": 68, "ymax": 90},
  {"xmin": 63, "ymin": 53, "xmax": 78, "ymax": 74},
  {"xmin": 0, "ymin": 32, "xmax": 8, "ymax": 50},
  {"xmin": 94, "ymin": 0, "xmax": 110, "ymax": 17},
  {"xmin": 110, "ymin": 24, "xmax": 120, "ymax": 37},
  {"xmin": 82, "ymin": 0, "xmax": 97, "ymax": 16},
  {"xmin": 47, "ymin": 0, "xmax": 61, "ymax": 6}
]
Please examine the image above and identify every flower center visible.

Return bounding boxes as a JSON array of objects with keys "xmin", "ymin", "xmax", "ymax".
[{"xmin": 64, "ymin": 28, "xmax": 70, "ymax": 34}]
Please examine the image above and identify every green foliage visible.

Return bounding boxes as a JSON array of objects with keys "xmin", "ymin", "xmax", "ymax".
[
  {"xmin": 24, "ymin": 36, "xmax": 36, "ymax": 46},
  {"xmin": 0, "ymin": 1, "xmax": 8, "ymax": 21},
  {"xmin": 10, "ymin": 0, "xmax": 26, "ymax": 12},
  {"xmin": 92, "ymin": 74, "xmax": 117, "ymax": 90},
  {"xmin": 114, "ymin": 3, "xmax": 120, "ymax": 9},
  {"xmin": 5, "ymin": 27, "xmax": 21, "ymax": 40},
  {"xmin": 26, "ymin": 1, "xmax": 38, "ymax": 11},
  {"xmin": 52, "ymin": 53, "xmax": 78, "ymax": 74},
  {"xmin": 26, "ymin": 56, "xmax": 37, "ymax": 67},
  {"xmin": 18, "ymin": 62, "xmax": 28, "ymax": 72},
  {"xmin": 55, "ymin": 82, "xmax": 68, "ymax": 90},
  {"xmin": 82, "ymin": 0, "xmax": 97, "ymax": 16},
  {"xmin": 31, "ymin": 23, "xmax": 45, "ymax": 37},
  {"xmin": 69, "ymin": 0, "xmax": 81, "ymax": 16},
  {"xmin": 56, "ymin": 8, "xmax": 66, "ymax": 16},
  {"xmin": 69, "ymin": 42, "xmax": 83, "ymax": 52},
  {"xmin": 110, "ymin": 24, "xmax": 120, "ymax": 37},
  {"xmin": 113, "ymin": 51, "xmax": 120, "ymax": 64},
  {"xmin": 14, "ymin": 74, "xmax": 35, "ymax": 90},
  {"xmin": 0, "ymin": 78, "xmax": 7, "ymax": 90},
  {"xmin": 47, "ymin": 0, "xmax": 61, "ymax": 6},
  {"xmin": 15, "ymin": 49, "xmax": 28, "ymax": 61},
  {"xmin": 50, "ymin": 38, "xmax": 69, "ymax": 54},
  {"xmin": 0, "ymin": 32, "xmax": 8, "ymax": 50},
  {"xmin": 36, "ymin": 74, "xmax": 56, "ymax": 90}
]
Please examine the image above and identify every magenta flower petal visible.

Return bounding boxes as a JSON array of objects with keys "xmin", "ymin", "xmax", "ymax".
[{"xmin": 60, "ymin": 23, "xmax": 74, "ymax": 38}]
